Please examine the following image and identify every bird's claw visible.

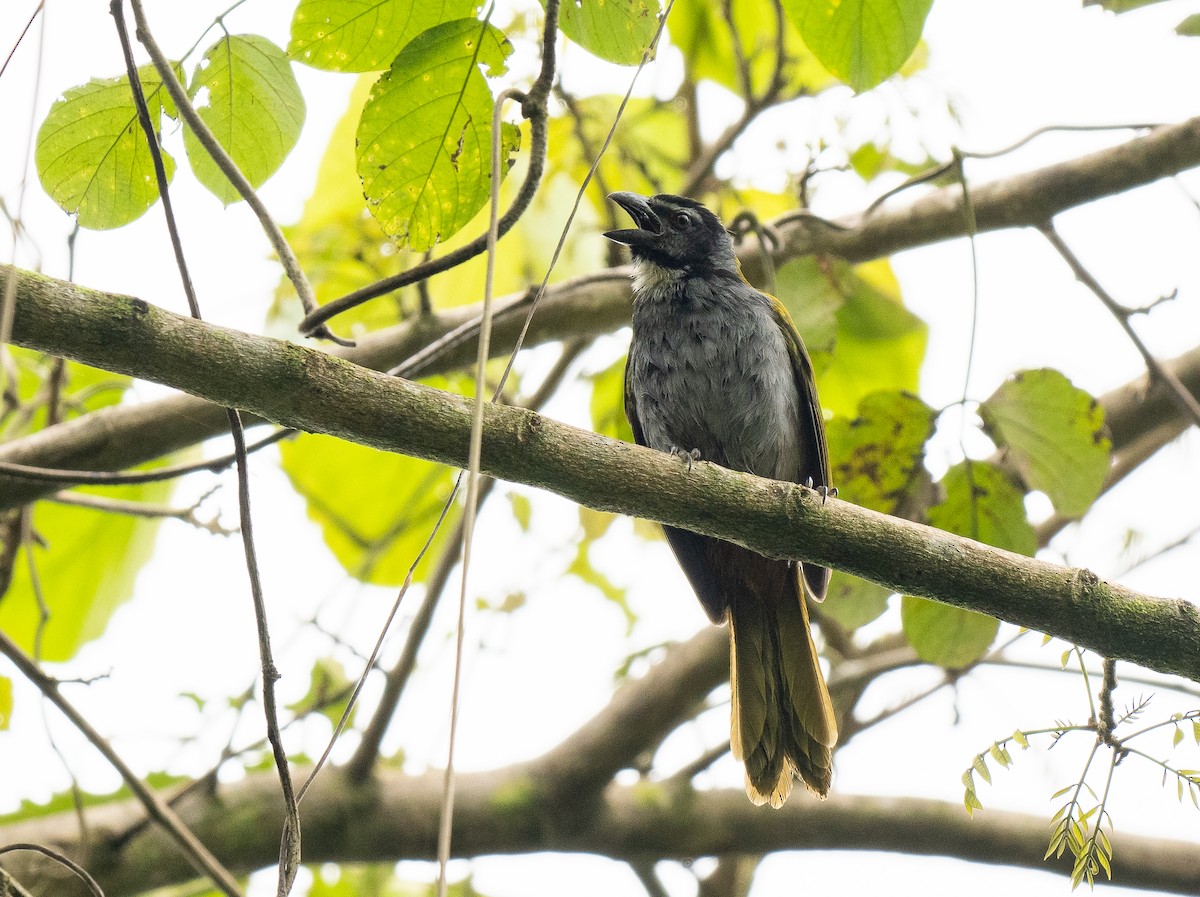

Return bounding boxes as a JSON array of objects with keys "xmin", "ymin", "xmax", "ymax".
[
  {"xmin": 804, "ymin": 478, "xmax": 837, "ymax": 505},
  {"xmin": 670, "ymin": 446, "xmax": 702, "ymax": 472}
]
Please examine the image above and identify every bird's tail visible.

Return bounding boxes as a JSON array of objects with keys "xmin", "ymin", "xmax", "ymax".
[{"xmin": 728, "ymin": 571, "xmax": 838, "ymax": 805}]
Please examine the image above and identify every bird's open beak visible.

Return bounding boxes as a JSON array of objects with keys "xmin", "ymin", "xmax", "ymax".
[{"xmin": 604, "ymin": 192, "xmax": 662, "ymax": 247}]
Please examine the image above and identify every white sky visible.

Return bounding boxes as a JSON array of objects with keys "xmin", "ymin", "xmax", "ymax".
[{"xmin": 2, "ymin": 1, "xmax": 1200, "ymax": 896}]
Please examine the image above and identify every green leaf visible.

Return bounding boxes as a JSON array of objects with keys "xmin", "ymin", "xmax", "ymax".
[
  {"xmin": 357, "ymin": 18, "xmax": 515, "ymax": 250},
  {"xmin": 821, "ymin": 572, "xmax": 890, "ymax": 629},
  {"xmin": 972, "ymin": 752, "xmax": 991, "ymax": 784},
  {"xmin": 508, "ymin": 492, "xmax": 532, "ymax": 531},
  {"xmin": 979, "ymin": 369, "xmax": 1111, "ymax": 519},
  {"xmin": 551, "ymin": 0, "xmax": 660, "ymax": 65},
  {"xmin": 902, "ymin": 594, "xmax": 998, "ymax": 669},
  {"xmin": 289, "ymin": 0, "xmax": 481, "ymax": 71},
  {"xmin": 1093, "ymin": 0, "xmax": 1171, "ymax": 10},
  {"xmin": 825, "ymin": 390, "xmax": 935, "ymax": 513},
  {"xmin": 1014, "ymin": 729, "xmax": 1030, "ymax": 749},
  {"xmin": 785, "ymin": 0, "xmax": 934, "ymax": 91},
  {"xmin": 287, "ymin": 657, "xmax": 354, "ymax": 727},
  {"xmin": 35, "ymin": 64, "xmax": 178, "ymax": 229},
  {"xmin": 773, "ymin": 257, "xmax": 844, "ymax": 378},
  {"xmin": 588, "ymin": 355, "xmax": 634, "ymax": 443},
  {"xmin": 1177, "ymin": 13, "xmax": 1200, "ymax": 35},
  {"xmin": 183, "ymin": 35, "xmax": 306, "ymax": 205},
  {"xmin": 900, "ymin": 460, "xmax": 1034, "ymax": 668},
  {"xmin": 990, "ymin": 742, "xmax": 1012, "ymax": 768},
  {"xmin": 929, "ymin": 461, "xmax": 1038, "ymax": 555},
  {"xmin": 279, "ymin": 427, "xmax": 459, "ymax": 585},
  {"xmin": 0, "ymin": 676, "xmax": 11, "ymax": 731},
  {"xmin": 815, "ymin": 259, "xmax": 928, "ymax": 418},
  {"xmin": 1175, "ymin": 726, "xmax": 1185, "ymax": 747},
  {"xmin": 0, "ymin": 355, "xmax": 176, "ymax": 661}
]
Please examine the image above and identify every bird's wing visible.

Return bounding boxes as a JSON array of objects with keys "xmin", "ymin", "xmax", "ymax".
[
  {"xmin": 624, "ymin": 356, "xmax": 729, "ymax": 624},
  {"xmin": 768, "ymin": 295, "xmax": 832, "ymax": 601}
]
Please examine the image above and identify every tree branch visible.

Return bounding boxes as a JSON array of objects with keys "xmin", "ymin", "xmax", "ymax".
[
  {"xmin": 4, "ymin": 765, "xmax": 1200, "ymax": 897},
  {"xmin": 4, "ymin": 119, "xmax": 1200, "ymax": 504},
  {"xmin": 4, "ymin": 268, "xmax": 1199, "ymax": 682}
]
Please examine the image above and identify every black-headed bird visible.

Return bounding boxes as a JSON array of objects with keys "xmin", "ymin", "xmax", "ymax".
[{"xmin": 605, "ymin": 191, "xmax": 837, "ymax": 805}]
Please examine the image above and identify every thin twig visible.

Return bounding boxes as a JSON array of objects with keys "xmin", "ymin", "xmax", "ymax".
[
  {"xmin": 1039, "ymin": 222, "xmax": 1200, "ymax": 429},
  {"xmin": 492, "ymin": 0, "xmax": 677, "ymax": 397},
  {"xmin": 112, "ymin": 4, "xmax": 298, "ymax": 890},
  {"xmin": 0, "ymin": 1, "xmax": 44, "ymax": 80},
  {"xmin": 435, "ymin": 80, "xmax": 525, "ymax": 897},
  {"xmin": 228, "ymin": 409, "xmax": 301, "ymax": 896},
  {"xmin": 298, "ymin": 0, "xmax": 562, "ymax": 336},
  {"xmin": 345, "ymin": 339, "xmax": 586, "ymax": 781},
  {"xmin": 0, "ymin": 632, "xmax": 242, "ymax": 896},
  {"xmin": 680, "ymin": 0, "xmax": 788, "ymax": 197},
  {"xmin": 0, "ymin": 428, "xmax": 292, "ymax": 486},
  {"xmin": 0, "ymin": 0, "xmax": 45, "ymax": 399},
  {"xmin": 48, "ymin": 486, "xmax": 234, "ymax": 535},
  {"xmin": 125, "ymin": 0, "xmax": 347, "ymax": 345}
]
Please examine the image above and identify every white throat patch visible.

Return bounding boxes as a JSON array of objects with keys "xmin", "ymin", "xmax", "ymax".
[{"xmin": 631, "ymin": 257, "xmax": 684, "ymax": 295}]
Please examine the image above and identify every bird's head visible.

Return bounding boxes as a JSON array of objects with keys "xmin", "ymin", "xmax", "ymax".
[{"xmin": 604, "ymin": 192, "xmax": 737, "ymax": 275}]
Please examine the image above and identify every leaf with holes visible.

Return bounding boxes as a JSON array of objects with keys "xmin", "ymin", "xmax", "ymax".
[
  {"xmin": 784, "ymin": 0, "xmax": 933, "ymax": 91},
  {"xmin": 357, "ymin": 18, "xmax": 516, "ymax": 250},
  {"xmin": 979, "ymin": 369, "xmax": 1111, "ymax": 519},
  {"xmin": 35, "ymin": 64, "xmax": 179, "ymax": 229},
  {"xmin": 550, "ymin": 0, "xmax": 661, "ymax": 65},
  {"xmin": 183, "ymin": 35, "xmax": 305, "ymax": 205},
  {"xmin": 289, "ymin": 0, "xmax": 481, "ymax": 72},
  {"xmin": 826, "ymin": 389, "xmax": 935, "ymax": 513}
]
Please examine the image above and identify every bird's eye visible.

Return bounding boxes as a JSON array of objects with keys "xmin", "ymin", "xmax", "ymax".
[{"xmin": 674, "ymin": 212, "xmax": 692, "ymax": 230}]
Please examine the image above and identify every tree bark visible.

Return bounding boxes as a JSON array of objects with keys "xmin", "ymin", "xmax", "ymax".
[{"xmin": 3, "ymin": 266, "xmax": 1199, "ymax": 681}]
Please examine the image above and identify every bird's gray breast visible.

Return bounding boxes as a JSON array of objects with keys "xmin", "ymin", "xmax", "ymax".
[{"xmin": 627, "ymin": 268, "xmax": 801, "ymax": 481}]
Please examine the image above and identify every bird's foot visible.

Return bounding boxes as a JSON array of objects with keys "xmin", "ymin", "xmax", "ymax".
[
  {"xmin": 670, "ymin": 446, "xmax": 702, "ymax": 472},
  {"xmin": 804, "ymin": 477, "xmax": 838, "ymax": 504}
]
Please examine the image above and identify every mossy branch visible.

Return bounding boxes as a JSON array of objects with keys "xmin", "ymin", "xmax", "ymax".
[{"xmin": 3, "ymin": 265, "xmax": 1198, "ymax": 681}]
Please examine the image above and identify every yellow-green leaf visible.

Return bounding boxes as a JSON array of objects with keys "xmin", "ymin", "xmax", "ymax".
[
  {"xmin": 289, "ymin": 0, "xmax": 481, "ymax": 71},
  {"xmin": 0, "ymin": 676, "xmax": 11, "ymax": 731},
  {"xmin": 785, "ymin": 0, "xmax": 933, "ymax": 91},
  {"xmin": 279, "ymin": 428, "xmax": 459, "ymax": 585},
  {"xmin": 825, "ymin": 390, "xmax": 935, "ymax": 513},
  {"xmin": 357, "ymin": 18, "xmax": 515, "ymax": 250},
  {"xmin": 929, "ymin": 461, "xmax": 1038, "ymax": 556},
  {"xmin": 902, "ymin": 595, "xmax": 998, "ymax": 670},
  {"xmin": 35, "ymin": 64, "xmax": 178, "ymax": 229},
  {"xmin": 814, "ymin": 259, "xmax": 927, "ymax": 418},
  {"xmin": 821, "ymin": 572, "xmax": 890, "ymax": 630},
  {"xmin": 979, "ymin": 369, "xmax": 1111, "ymax": 519},
  {"xmin": 184, "ymin": 35, "xmax": 306, "ymax": 205},
  {"xmin": 550, "ymin": 0, "xmax": 660, "ymax": 65}
]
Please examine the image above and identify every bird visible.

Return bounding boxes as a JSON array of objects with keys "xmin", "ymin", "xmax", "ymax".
[{"xmin": 605, "ymin": 191, "xmax": 837, "ymax": 806}]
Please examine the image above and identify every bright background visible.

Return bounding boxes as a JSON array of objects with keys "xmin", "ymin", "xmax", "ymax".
[{"xmin": 3, "ymin": 1, "xmax": 1200, "ymax": 895}]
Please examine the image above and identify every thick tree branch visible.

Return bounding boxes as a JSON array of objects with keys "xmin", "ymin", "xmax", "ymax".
[
  {"xmin": 4, "ymin": 764, "xmax": 1199, "ymax": 897},
  {"xmin": 3, "ymin": 119, "xmax": 1200, "ymax": 503},
  {"xmin": 3, "ymin": 268, "xmax": 1198, "ymax": 682},
  {"xmin": 753, "ymin": 116, "xmax": 1200, "ymax": 279}
]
